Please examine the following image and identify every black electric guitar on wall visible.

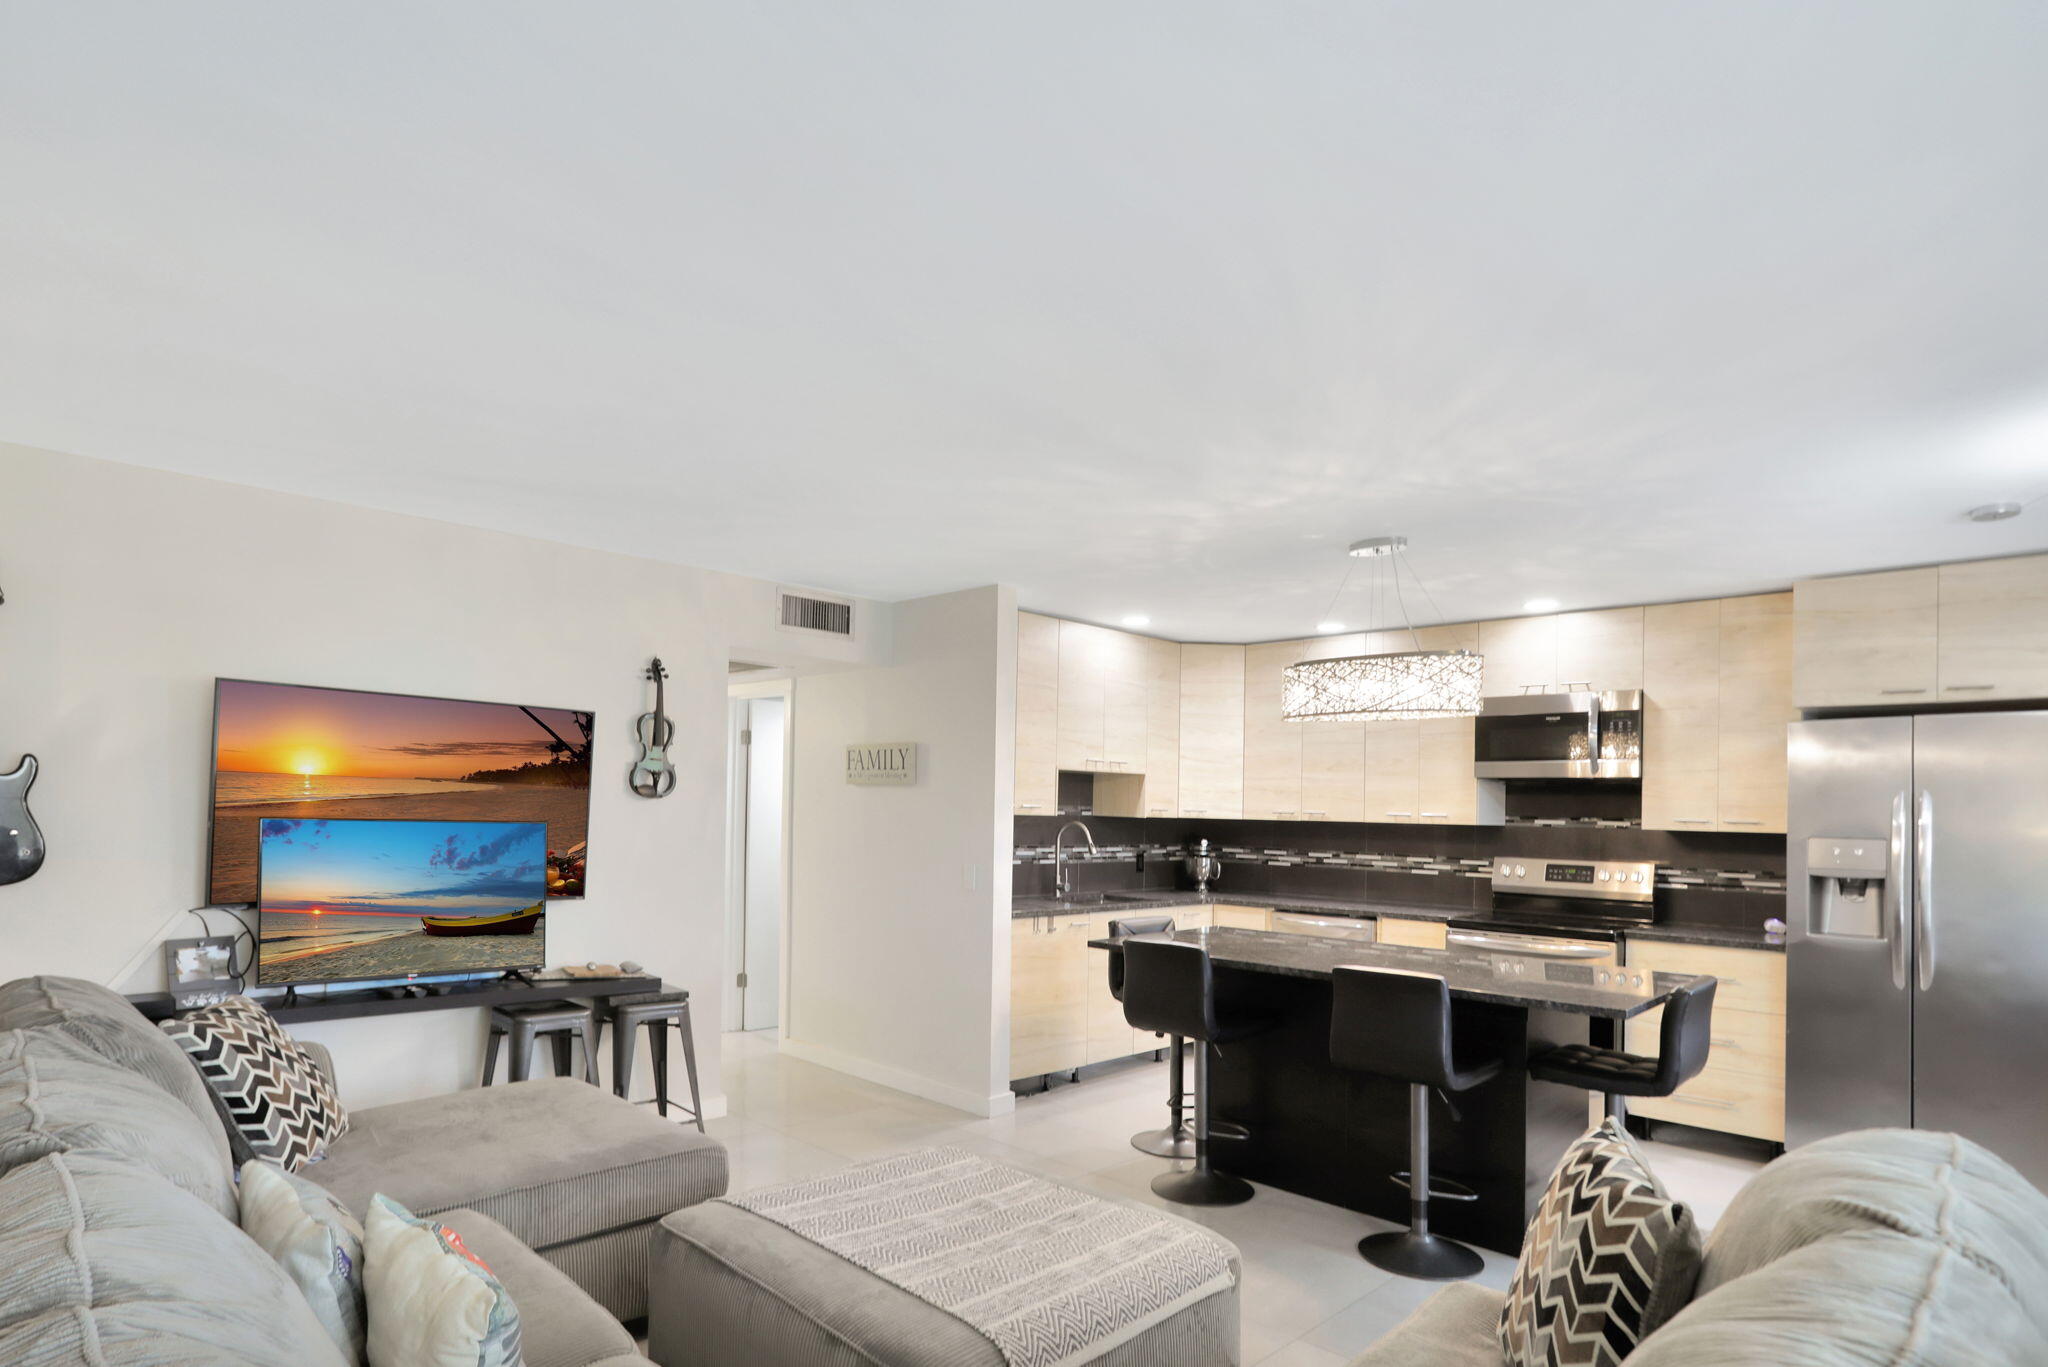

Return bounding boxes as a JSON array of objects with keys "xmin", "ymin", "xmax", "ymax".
[
  {"xmin": 630, "ymin": 660, "xmax": 677, "ymax": 798},
  {"xmin": 0, "ymin": 754, "xmax": 45, "ymax": 886}
]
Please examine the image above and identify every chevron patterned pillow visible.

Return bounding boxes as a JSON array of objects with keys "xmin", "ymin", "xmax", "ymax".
[
  {"xmin": 161, "ymin": 995, "xmax": 347, "ymax": 1172},
  {"xmin": 1498, "ymin": 1118, "xmax": 1702, "ymax": 1367}
]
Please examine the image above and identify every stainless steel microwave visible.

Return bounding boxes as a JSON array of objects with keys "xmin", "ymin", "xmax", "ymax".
[{"xmin": 1473, "ymin": 690, "xmax": 1643, "ymax": 779}]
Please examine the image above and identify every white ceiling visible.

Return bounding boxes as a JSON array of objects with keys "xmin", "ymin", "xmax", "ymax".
[{"xmin": 4, "ymin": 3, "xmax": 2047, "ymax": 642}]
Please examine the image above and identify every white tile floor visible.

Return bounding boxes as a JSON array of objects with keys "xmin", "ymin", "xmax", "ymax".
[{"xmin": 709, "ymin": 1030, "xmax": 1763, "ymax": 1365}]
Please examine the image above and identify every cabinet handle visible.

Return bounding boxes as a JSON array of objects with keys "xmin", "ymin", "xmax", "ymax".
[
  {"xmin": 1302, "ymin": 810, "xmax": 1326, "ymax": 817},
  {"xmin": 1420, "ymin": 811, "xmax": 1448, "ymax": 819},
  {"xmin": 1944, "ymin": 685, "xmax": 1994, "ymax": 692},
  {"xmin": 1879, "ymin": 689, "xmax": 1928, "ymax": 696},
  {"xmin": 1724, "ymin": 819, "xmax": 1763, "ymax": 826},
  {"xmin": 1663, "ymin": 1093, "xmax": 1737, "ymax": 1111},
  {"xmin": 1385, "ymin": 811, "xmax": 1413, "ymax": 818},
  {"xmin": 1272, "ymin": 810, "xmax": 1295, "ymax": 818},
  {"xmin": 1673, "ymin": 817, "xmax": 1713, "ymax": 824},
  {"xmin": 1184, "ymin": 809, "xmax": 1205, "ymax": 816},
  {"xmin": 1017, "ymin": 803, "xmax": 1042, "ymax": 809}
]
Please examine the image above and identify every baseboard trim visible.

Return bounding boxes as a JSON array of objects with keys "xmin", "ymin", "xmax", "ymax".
[{"xmin": 776, "ymin": 1037, "xmax": 1012, "ymax": 1118}]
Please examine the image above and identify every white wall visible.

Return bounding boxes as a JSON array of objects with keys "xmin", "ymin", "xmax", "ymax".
[
  {"xmin": 783, "ymin": 586, "xmax": 1016, "ymax": 1116},
  {"xmin": 0, "ymin": 440, "xmax": 885, "ymax": 1110}
]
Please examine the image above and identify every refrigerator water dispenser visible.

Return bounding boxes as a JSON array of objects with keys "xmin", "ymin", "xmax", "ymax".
[{"xmin": 1806, "ymin": 836, "xmax": 1890, "ymax": 938}]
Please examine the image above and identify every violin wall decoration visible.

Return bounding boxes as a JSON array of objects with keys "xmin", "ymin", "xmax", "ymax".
[
  {"xmin": 630, "ymin": 659, "xmax": 677, "ymax": 799},
  {"xmin": 1, "ymin": 754, "xmax": 46, "ymax": 886}
]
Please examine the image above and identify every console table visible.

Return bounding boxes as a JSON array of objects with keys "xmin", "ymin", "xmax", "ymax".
[{"xmin": 129, "ymin": 975, "xmax": 665, "ymax": 1026}]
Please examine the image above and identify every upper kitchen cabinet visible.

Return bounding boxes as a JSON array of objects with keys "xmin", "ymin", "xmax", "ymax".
[
  {"xmin": 1935, "ymin": 554, "xmax": 2048, "ymax": 702},
  {"xmin": 1793, "ymin": 567, "xmax": 1939, "ymax": 707},
  {"xmin": 1243, "ymin": 640, "xmax": 1306, "ymax": 820},
  {"xmin": 1178, "ymin": 643, "xmax": 1245, "ymax": 818},
  {"xmin": 1140, "ymin": 635, "xmax": 1182, "ymax": 817},
  {"xmin": 1553, "ymin": 607, "xmax": 1644, "ymax": 691},
  {"xmin": 1056, "ymin": 620, "xmax": 1147, "ymax": 772},
  {"xmin": 1715, "ymin": 593, "xmax": 1795, "ymax": 832},
  {"xmin": 1478, "ymin": 614, "xmax": 1557, "ymax": 696},
  {"xmin": 1641, "ymin": 593, "xmax": 1794, "ymax": 833},
  {"xmin": 1293, "ymin": 632, "xmax": 1366, "ymax": 822},
  {"xmin": 1015, "ymin": 611, "xmax": 1061, "ymax": 815}
]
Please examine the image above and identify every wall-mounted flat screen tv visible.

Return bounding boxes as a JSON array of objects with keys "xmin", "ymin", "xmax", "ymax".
[
  {"xmin": 256, "ymin": 818, "xmax": 547, "ymax": 985},
  {"xmin": 209, "ymin": 679, "xmax": 592, "ymax": 904}
]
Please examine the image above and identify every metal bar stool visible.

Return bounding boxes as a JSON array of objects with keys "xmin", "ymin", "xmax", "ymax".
[
  {"xmin": 1329, "ymin": 965, "xmax": 1503, "ymax": 1280},
  {"xmin": 1107, "ymin": 915, "xmax": 1195, "ymax": 1160},
  {"xmin": 1122, "ymin": 936, "xmax": 1277, "ymax": 1206},
  {"xmin": 1528, "ymin": 977, "xmax": 1717, "ymax": 1124},
  {"xmin": 594, "ymin": 988, "xmax": 705, "ymax": 1132},
  {"xmin": 482, "ymin": 1001, "xmax": 598, "ymax": 1085}
]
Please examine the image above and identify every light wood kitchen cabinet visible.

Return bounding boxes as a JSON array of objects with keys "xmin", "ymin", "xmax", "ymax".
[
  {"xmin": 1057, "ymin": 621, "xmax": 1147, "ymax": 773},
  {"xmin": 1362, "ymin": 720, "xmax": 1421, "ymax": 822},
  {"xmin": 1793, "ymin": 567, "xmax": 1939, "ymax": 708},
  {"xmin": 1141, "ymin": 636, "xmax": 1182, "ymax": 816},
  {"xmin": 1010, "ymin": 915, "xmax": 1089, "ymax": 1078},
  {"xmin": 1936, "ymin": 554, "xmax": 2048, "ymax": 702},
  {"xmin": 1015, "ymin": 612, "xmax": 1061, "ymax": 816},
  {"xmin": 1553, "ymin": 606, "xmax": 1645, "ymax": 691},
  {"xmin": 1479, "ymin": 615, "xmax": 1558, "ymax": 696},
  {"xmin": 1623, "ymin": 941, "xmax": 1785, "ymax": 1142},
  {"xmin": 1209, "ymin": 904, "xmax": 1271, "ymax": 930},
  {"xmin": 1418, "ymin": 718, "xmax": 1504, "ymax": 825},
  {"xmin": 1376, "ymin": 917, "xmax": 1448, "ymax": 949},
  {"xmin": 1641, "ymin": 594, "xmax": 1793, "ymax": 833},
  {"xmin": 1715, "ymin": 594, "xmax": 1794, "ymax": 832},
  {"xmin": 1300, "ymin": 719, "xmax": 1366, "ymax": 822},
  {"xmin": 1242, "ymin": 640, "xmax": 1305, "ymax": 820},
  {"xmin": 1178, "ymin": 644, "xmax": 1245, "ymax": 818},
  {"xmin": 1083, "ymin": 911, "xmax": 1136, "ymax": 1065}
]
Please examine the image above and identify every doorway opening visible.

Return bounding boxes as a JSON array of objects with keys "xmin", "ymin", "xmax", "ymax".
[{"xmin": 725, "ymin": 684, "xmax": 789, "ymax": 1034}]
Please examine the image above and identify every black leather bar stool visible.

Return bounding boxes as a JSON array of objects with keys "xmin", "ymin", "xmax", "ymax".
[
  {"xmin": 1122, "ymin": 936, "xmax": 1277, "ymax": 1206},
  {"xmin": 482, "ymin": 1001, "xmax": 598, "ymax": 1085},
  {"xmin": 594, "ymin": 988, "xmax": 705, "ymax": 1132},
  {"xmin": 1528, "ymin": 977, "xmax": 1717, "ymax": 1124},
  {"xmin": 1106, "ymin": 916, "xmax": 1192, "ymax": 1160},
  {"xmin": 1329, "ymin": 965, "xmax": 1502, "ymax": 1280}
]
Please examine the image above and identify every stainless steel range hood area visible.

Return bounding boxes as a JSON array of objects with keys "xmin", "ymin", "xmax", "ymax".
[{"xmin": 1473, "ymin": 689, "xmax": 1643, "ymax": 780}]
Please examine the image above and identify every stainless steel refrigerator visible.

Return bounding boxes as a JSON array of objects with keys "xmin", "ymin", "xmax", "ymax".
[{"xmin": 1787, "ymin": 712, "xmax": 2048, "ymax": 1184}]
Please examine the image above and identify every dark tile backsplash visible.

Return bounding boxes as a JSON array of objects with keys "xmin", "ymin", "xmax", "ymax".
[{"xmin": 1014, "ymin": 813, "xmax": 1786, "ymax": 930}]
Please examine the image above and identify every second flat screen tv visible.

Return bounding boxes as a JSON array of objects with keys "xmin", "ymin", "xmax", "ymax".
[
  {"xmin": 256, "ymin": 818, "xmax": 548, "ymax": 985},
  {"xmin": 209, "ymin": 679, "xmax": 593, "ymax": 903}
]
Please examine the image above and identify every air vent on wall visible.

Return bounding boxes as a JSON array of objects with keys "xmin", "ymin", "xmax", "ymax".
[{"xmin": 778, "ymin": 590, "xmax": 854, "ymax": 637}]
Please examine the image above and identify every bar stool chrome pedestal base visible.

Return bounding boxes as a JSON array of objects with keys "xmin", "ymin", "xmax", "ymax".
[
  {"xmin": 1131, "ymin": 1124, "xmax": 1196, "ymax": 1159},
  {"xmin": 1151, "ymin": 1166, "xmax": 1254, "ymax": 1206}
]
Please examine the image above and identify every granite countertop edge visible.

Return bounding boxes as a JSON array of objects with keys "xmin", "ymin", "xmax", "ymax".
[{"xmin": 1012, "ymin": 890, "xmax": 1784, "ymax": 952}]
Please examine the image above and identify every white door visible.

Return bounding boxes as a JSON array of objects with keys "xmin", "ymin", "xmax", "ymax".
[{"xmin": 740, "ymin": 697, "xmax": 786, "ymax": 1032}]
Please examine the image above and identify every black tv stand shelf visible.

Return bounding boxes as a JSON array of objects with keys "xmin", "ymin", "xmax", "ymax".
[{"xmin": 130, "ymin": 975, "xmax": 664, "ymax": 1026}]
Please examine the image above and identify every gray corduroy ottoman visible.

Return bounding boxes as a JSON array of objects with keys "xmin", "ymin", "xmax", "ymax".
[{"xmin": 648, "ymin": 1169, "xmax": 1242, "ymax": 1367}]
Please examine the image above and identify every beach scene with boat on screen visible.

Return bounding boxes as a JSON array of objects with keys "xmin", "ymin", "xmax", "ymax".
[
  {"xmin": 257, "ymin": 818, "xmax": 549, "ymax": 983},
  {"xmin": 209, "ymin": 679, "xmax": 591, "ymax": 903}
]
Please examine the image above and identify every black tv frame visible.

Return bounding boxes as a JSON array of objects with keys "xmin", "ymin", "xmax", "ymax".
[{"xmin": 253, "ymin": 816, "xmax": 549, "ymax": 989}]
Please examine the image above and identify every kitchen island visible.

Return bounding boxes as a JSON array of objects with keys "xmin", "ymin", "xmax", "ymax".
[{"xmin": 1090, "ymin": 925, "xmax": 1710, "ymax": 1254}]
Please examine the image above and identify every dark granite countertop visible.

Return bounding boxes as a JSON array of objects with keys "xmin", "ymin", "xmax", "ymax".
[
  {"xmin": 1087, "ymin": 926, "xmax": 1705, "ymax": 1018},
  {"xmin": 1016, "ymin": 890, "xmax": 1785, "ymax": 952}
]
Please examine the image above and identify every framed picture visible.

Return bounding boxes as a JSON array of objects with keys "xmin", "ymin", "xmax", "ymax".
[{"xmin": 163, "ymin": 935, "xmax": 240, "ymax": 1009}]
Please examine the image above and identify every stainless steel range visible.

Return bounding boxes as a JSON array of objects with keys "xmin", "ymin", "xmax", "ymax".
[{"xmin": 1445, "ymin": 858, "xmax": 1660, "ymax": 996}]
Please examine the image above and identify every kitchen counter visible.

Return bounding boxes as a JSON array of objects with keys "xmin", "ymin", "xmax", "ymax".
[
  {"xmin": 1082, "ymin": 926, "xmax": 1703, "ymax": 1254},
  {"xmin": 1015, "ymin": 889, "xmax": 1785, "ymax": 951},
  {"xmin": 1089, "ymin": 927, "xmax": 1701, "ymax": 1019}
]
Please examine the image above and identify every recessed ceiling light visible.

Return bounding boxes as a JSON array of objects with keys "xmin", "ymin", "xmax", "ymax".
[
  {"xmin": 1967, "ymin": 501, "xmax": 2024, "ymax": 522},
  {"xmin": 1315, "ymin": 621, "xmax": 1348, "ymax": 634},
  {"xmin": 1120, "ymin": 614, "xmax": 1151, "ymax": 628},
  {"xmin": 1523, "ymin": 598, "xmax": 1560, "ymax": 613}
]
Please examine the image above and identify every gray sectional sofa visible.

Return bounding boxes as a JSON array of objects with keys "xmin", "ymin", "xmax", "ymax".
[
  {"xmin": 0, "ymin": 975, "xmax": 728, "ymax": 1367},
  {"xmin": 1352, "ymin": 1127, "xmax": 2048, "ymax": 1365}
]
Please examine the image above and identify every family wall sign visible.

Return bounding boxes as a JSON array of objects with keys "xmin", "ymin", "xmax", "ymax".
[{"xmin": 844, "ymin": 742, "xmax": 917, "ymax": 786}]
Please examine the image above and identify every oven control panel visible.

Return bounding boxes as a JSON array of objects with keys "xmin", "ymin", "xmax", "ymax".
[{"xmin": 1490, "ymin": 857, "xmax": 1657, "ymax": 905}]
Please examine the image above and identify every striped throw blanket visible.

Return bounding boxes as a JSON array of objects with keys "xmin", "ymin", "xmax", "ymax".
[{"xmin": 721, "ymin": 1147, "xmax": 1237, "ymax": 1367}]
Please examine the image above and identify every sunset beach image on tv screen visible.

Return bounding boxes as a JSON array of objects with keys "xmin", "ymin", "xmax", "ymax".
[
  {"xmin": 210, "ymin": 680, "xmax": 592, "ymax": 904},
  {"xmin": 257, "ymin": 819, "xmax": 547, "ymax": 984}
]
